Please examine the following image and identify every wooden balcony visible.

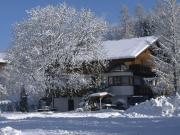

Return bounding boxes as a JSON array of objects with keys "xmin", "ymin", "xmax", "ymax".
[{"xmin": 129, "ymin": 64, "xmax": 155, "ymax": 77}]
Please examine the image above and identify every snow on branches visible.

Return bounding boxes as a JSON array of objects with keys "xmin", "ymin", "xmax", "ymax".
[
  {"xmin": 5, "ymin": 3, "xmax": 108, "ymax": 101},
  {"xmin": 151, "ymin": 0, "xmax": 180, "ymax": 95}
]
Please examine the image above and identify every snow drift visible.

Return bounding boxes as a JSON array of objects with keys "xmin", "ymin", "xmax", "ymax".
[
  {"xmin": 126, "ymin": 93, "xmax": 180, "ymax": 117},
  {"xmin": 0, "ymin": 127, "xmax": 22, "ymax": 135}
]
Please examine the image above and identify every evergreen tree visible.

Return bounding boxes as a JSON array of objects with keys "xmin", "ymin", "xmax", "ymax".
[
  {"xmin": 120, "ymin": 6, "xmax": 134, "ymax": 38},
  {"xmin": 134, "ymin": 4, "xmax": 156, "ymax": 37},
  {"xmin": 19, "ymin": 86, "xmax": 28, "ymax": 112}
]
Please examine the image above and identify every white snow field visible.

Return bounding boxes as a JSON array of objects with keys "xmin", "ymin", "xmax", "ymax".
[
  {"xmin": 1, "ymin": 94, "xmax": 180, "ymax": 135},
  {"xmin": 1, "ymin": 111, "xmax": 180, "ymax": 135}
]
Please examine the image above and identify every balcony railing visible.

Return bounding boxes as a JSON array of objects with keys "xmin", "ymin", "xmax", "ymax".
[{"xmin": 129, "ymin": 64, "xmax": 155, "ymax": 77}]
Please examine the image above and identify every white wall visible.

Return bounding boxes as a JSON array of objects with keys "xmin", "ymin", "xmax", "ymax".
[
  {"xmin": 54, "ymin": 97, "xmax": 81, "ymax": 112},
  {"xmin": 108, "ymin": 86, "xmax": 134, "ymax": 96}
]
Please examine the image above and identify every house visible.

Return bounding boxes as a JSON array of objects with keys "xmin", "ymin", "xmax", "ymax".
[
  {"xmin": 102, "ymin": 36, "xmax": 158, "ymax": 107},
  {"xmin": 0, "ymin": 53, "xmax": 7, "ymax": 69},
  {"xmin": 53, "ymin": 36, "xmax": 159, "ymax": 111},
  {"xmin": 0, "ymin": 40, "xmax": 160, "ymax": 111}
]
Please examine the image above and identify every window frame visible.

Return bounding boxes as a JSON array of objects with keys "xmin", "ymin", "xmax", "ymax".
[{"xmin": 108, "ymin": 76, "xmax": 133, "ymax": 86}]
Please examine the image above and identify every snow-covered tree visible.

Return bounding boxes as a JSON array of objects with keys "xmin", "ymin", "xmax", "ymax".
[
  {"xmin": 106, "ymin": 4, "xmax": 156, "ymax": 40},
  {"xmin": 105, "ymin": 6, "xmax": 135, "ymax": 40},
  {"xmin": 119, "ymin": 6, "xmax": 134, "ymax": 39},
  {"xmin": 105, "ymin": 25, "xmax": 122, "ymax": 40},
  {"xmin": 5, "ymin": 3, "xmax": 107, "ymax": 102},
  {"xmin": 134, "ymin": 4, "xmax": 156, "ymax": 37},
  {"xmin": 151, "ymin": 0, "xmax": 180, "ymax": 95},
  {"xmin": 0, "ymin": 84, "xmax": 6, "ymax": 99}
]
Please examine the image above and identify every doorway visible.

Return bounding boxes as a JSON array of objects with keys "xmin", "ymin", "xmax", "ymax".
[{"xmin": 68, "ymin": 99, "xmax": 74, "ymax": 111}]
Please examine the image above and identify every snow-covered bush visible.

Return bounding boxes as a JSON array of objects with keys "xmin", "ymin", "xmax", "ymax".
[
  {"xmin": 0, "ymin": 100, "xmax": 16, "ymax": 112},
  {"xmin": 0, "ymin": 127, "xmax": 22, "ymax": 135},
  {"xmin": 75, "ymin": 108, "xmax": 84, "ymax": 112},
  {"xmin": 0, "ymin": 84, "xmax": 7, "ymax": 98},
  {"xmin": 78, "ymin": 98, "xmax": 91, "ymax": 112}
]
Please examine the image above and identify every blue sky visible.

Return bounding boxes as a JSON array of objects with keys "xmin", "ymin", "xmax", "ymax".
[{"xmin": 0, "ymin": 0, "xmax": 158, "ymax": 51}]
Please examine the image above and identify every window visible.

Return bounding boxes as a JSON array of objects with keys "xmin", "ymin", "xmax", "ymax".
[
  {"xmin": 121, "ymin": 76, "xmax": 127, "ymax": 85},
  {"xmin": 114, "ymin": 76, "xmax": 121, "ymax": 85},
  {"xmin": 108, "ymin": 76, "xmax": 133, "ymax": 86}
]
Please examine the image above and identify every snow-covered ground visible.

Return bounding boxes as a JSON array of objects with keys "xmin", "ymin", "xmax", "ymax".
[
  {"xmin": 126, "ymin": 93, "xmax": 180, "ymax": 117},
  {"xmin": 1, "ymin": 94, "xmax": 180, "ymax": 135},
  {"xmin": 1, "ymin": 111, "xmax": 180, "ymax": 135}
]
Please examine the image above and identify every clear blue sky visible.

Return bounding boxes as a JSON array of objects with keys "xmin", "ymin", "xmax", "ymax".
[{"xmin": 0, "ymin": 0, "xmax": 158, "ymax": 51}]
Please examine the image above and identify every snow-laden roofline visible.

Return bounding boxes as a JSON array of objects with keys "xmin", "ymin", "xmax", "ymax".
[
  {"xmin": 102, "ymin": 36, "xmax": 158, "ymax": 60},
  {"xmin": 0, "ymin": 52, "xmax": 7, "ymax": 63},
  {"xmin": 89, "ymin": 92, "xmax": 113, "ymax": 98}
]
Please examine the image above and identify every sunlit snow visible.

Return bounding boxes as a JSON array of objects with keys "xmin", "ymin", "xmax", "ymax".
[{"xmin": 1, "ymin": 94, "xmax": 180, "ymax": 135}]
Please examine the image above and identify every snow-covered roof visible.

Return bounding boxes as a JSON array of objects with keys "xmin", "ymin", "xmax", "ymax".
[
  {"xmin": 89, "ymin": 92, "xmax": 113, "ymax": 98},
  {"xmin": 0, "ymin": 53, "xmax": 7, "ymax": 63},
  {"xmin": 103, "ymin": 36, "xmax": 158, "ymax": 60}
]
